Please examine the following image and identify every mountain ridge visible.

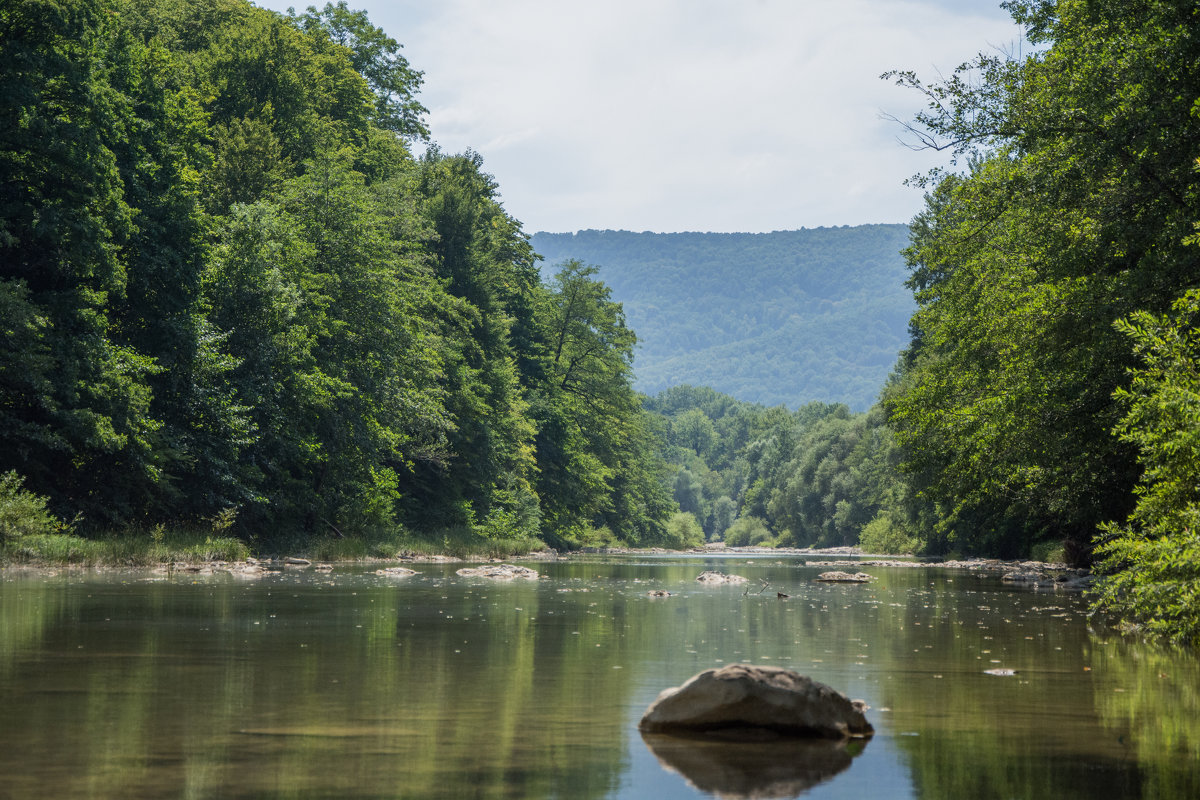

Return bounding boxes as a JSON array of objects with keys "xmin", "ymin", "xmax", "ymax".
[{"xmin": 530, "ymin": 225, "xmax": 913, "ymax": 410}]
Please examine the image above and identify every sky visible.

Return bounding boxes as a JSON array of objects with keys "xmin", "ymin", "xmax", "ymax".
[{"xmin": 254, "ymin": 0, "xmax": 1024, "ymax": 234}]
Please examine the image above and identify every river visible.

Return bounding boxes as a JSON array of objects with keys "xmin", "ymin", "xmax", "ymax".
[{"xmin": 1, "ymin": 554, "xmax": 1197, "ymax": 798}]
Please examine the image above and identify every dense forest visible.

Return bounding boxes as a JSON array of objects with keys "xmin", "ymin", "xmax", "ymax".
[
  {"xmin": 0, "ymin": 0, "xmax": 674, "ymax": 551},
  {"xmin": 531, "ymin": 226, "xmax": 913, "ymax": 411},
  {"xmin": 645, "ymin": 385, "xmax": 907, "ymax": 554}
]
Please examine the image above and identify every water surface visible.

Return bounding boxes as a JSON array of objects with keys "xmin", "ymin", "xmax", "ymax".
[{"xmin": 2, "ymin": 555, "xmax": 1197, "ymax": 798}]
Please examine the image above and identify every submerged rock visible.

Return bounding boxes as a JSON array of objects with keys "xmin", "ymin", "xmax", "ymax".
[
  {"xmin": 695, "ymin": 571, "xmax": 749, "ymax": 584},
  {"xmin": 455, "ymin": 564, "xmax": 539, "ymax": 580},
  {"xmin": 639, "ymin": 664, "xmax": 873, "ymax": 740},
  {"xmin": 814, "ymin": 571, "xmax": 873, "ymax": 583}
]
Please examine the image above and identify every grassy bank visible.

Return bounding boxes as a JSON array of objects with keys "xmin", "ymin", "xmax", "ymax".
[
  {"xmin": 0, "ymin": 526, "xmax": 547, "ymax": 568},
  {"xmin": 1, "ymin": 470, "xmax": 548, "ymax": 567}
]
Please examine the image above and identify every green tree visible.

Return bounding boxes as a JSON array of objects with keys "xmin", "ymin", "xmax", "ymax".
[
  {"xmin": 883, "ymin": 0, "xmax": 1200, "ymax": 562},
  {"xmin": 0, "ymin": 0, "xmax": 164, "ymax": 522},
  {"xmin": 405, "ymin": 149, "xmax": 539, "ymax": 535},
  {"xmin": 295, "ymin": 1, "xmax": 429, "ymax": 139},
  {"xmin": 1093, "ymin": 288, "xmax": 1200, "ymax": 643},
  {"xmin": 711, "ymin": 495, "xmax": 737, "ymax": 539},
  {"xmin": 534, "ymin": 260, "xmax": 671, "ymax": 543}
]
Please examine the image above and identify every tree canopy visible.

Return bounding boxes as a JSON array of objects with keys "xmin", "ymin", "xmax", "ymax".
[{"xmin": 0, "ymin": 0, "xmax": 671, "ymax": 549}]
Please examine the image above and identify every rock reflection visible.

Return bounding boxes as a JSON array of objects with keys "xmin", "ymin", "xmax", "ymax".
[{"xmin": 641, "ymin": 731, "xmax": 867, "ymax": 799}]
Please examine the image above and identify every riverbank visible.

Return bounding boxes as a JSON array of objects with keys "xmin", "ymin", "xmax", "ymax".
[
  {"xmin": 2, "ymin": 534, "xmax": 1089, "ymax": 590},
  {"xmin": 0, "ymin": 526, "xmax": 546, "ymax": 571}
]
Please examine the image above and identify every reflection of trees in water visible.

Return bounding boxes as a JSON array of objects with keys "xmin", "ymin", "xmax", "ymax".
[
  {"xmin": 1092, "ymin": 637, "xmax": 1200, "ymax": 799},
  {"xmin": 642, "ymin": 731, "xmax": 865, "ymax": 799},
  {"xmin": 0, "ymin": 579, "xmax": 72, "ymax": 674},
  {"xmin": 5, "ymin": 566, "xmax": 1200, "ymax": 798},
  {"xmin": 0, "ymin": 575, "xmax": 633, "ymax": 799}
]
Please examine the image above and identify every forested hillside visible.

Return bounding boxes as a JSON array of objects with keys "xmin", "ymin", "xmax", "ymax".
[
  {"xmin": 0, "ymin": 0, "xmax": 673, "ymax": 550},
  {"xmin": 530, "ymin": 226, "xmax": 913, "ymax": 410}
]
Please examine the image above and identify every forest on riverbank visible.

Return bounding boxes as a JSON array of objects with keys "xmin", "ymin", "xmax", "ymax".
[
  {"xmin": 644, "ymin": 0, "xmax": 1200, "ymax": 642},
  {"xmin": 0, "ymin": 0, "xmax": 675, "ymax": 555},
  {"xmin": 2, "ymin": 0, "xmax": 1198, "ymax": 642}
]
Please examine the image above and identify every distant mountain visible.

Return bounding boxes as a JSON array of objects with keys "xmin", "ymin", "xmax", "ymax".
[{"xmin": 530, "ymin": 226, "xmax": 913, "ymax": 411}]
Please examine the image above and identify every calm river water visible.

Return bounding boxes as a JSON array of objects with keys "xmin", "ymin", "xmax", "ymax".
[{"xmin": 2, "ymin": 554, "xmax": 1198, "ymax": 799}]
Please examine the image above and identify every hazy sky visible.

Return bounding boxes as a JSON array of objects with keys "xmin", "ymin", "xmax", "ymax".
[{"xmin": 254, "ymin": 1, "xmax": 1023, "ymax": 233}]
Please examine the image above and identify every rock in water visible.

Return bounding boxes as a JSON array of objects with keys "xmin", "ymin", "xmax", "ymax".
[
  {"xmin": 455, "ymin": 564, "xmax": 539, "ymax": 580},
  {"xmin": 695, "ymin": 571, "xmax": 749, "ymax": 584},
  {"xmin": 639, "ymin": 665, "xmax": 873, "ymax": 740},
  {"xmin": 814, "ymin": 571, "xmax": 873, "ymax": 583},
  {"xmin": 374, "ymin": 567, "xmax": 417, "ymax": 577}
]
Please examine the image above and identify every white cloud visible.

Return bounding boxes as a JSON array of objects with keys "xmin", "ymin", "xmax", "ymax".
[{"xmin": 254, "ymin": 0, "xmax": 1023, "ymax": 232}]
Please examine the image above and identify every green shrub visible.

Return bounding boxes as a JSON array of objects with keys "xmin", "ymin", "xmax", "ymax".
[
  {"xmin": 859, "ymin": 511, "xmax": 921, "ymax": 555},
  {"xmin": 5, "ymin": 533, "xmax": 103, "ymax": 564},
  {"xmin": 723, "ymin": 516, "xmax": 771, "ymax": 547},
  {"xmin": 0, "ymin": 471, "xmax": 70, "ymax": 542},
  {"xmin": 1093, "ymin": 290, "xmax": 1200, "ymax": 643},
  {"xmin": 181, "ymin": 536, "xmax": 250, "ymax": 562},
  {"xmin": 662, "ymin": 512, "xmax": 705, "ymax": 549},
  {"xmin": 1030, "ymin": 540, "xmax": 1066, "ymax": 564}
]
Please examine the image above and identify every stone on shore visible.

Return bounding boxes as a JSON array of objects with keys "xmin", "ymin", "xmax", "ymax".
[
  {"xmin": 638, "ymin": 664, "xmax": 873, "ymax": 740},
  {"xmin": 455, "ymin": 564, "xmax": 540, "ymax": 580}
]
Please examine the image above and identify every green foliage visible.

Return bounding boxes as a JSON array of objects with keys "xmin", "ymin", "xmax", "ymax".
[
  {"xmin": 710, "ymin": 495, "xmax": 737, "ymax": 539},
  {"xmin": 293, "ymin": 1, "xmax": 429, "ymax": 138},
  {"xmin": 0, "ymin": 471, "xmax": 71, "ymax": 541},
  {"xmin": 884, "ymin": 0, "xmax": 1200, "ymax": 564},
  {"xmin": 531, "ymin": 227, "xmax": 913, "ymax": 411},
  {"xmin": 0, "ymin": 0, "xmax": 673, "ymax": 554},
  {"xmin": 1029, "ymin": 540, "xmax": 1066, "ymax": 565},
  {"xmin": 661, "ymin": 512, "xmax": 704, "ymax": 550},
  {"xmin": 858, "ymin": 510, "xmax": 920, "ymax": 555},
  {"xmin": 4, "ymin": 533, "xmax": 107, "ymax": 564},
  {"xmin": 767, "ymin": 406, "xmax": 898, "ymax": 548},
  {"xmin": 648, "ymin": 385, "xmax": 912, "ymax": 550},
  {"xmin": 1093, "ymin": 289, "xmax": 1200, "ymax": 643},
  {"xmin": 180, "ymin": 535, "xmax": 249, "ymax": 562},
  {"xmin": 723, "ymin": 515, "xmax": 772, "ymax": 548}
]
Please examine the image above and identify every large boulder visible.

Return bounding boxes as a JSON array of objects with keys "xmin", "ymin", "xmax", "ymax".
[{"xmin": 639, "ymin": 665, "xmax": 873, "ymax": 740}]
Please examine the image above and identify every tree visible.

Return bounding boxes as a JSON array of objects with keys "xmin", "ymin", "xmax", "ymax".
[
  {"xmin": 295, "ymin": 1, "xmax": 429, "ymax": 138},
  {"xmin": 0, "ymin": 0, "xmax": 164, "ymax": 522},
  {"xmin": 883, "ymin": 0, "xmax": 1200, "ymax": 562},
  {"xmin": 711, "ymin": 495, "xmax": 737, "ymax": 540},
  {"xmin": 1093, "ymin": 287, "xmax": 1200, "ymax": 643},
  {"xmin": 533, "ymin": 260, "xmax": 671, "ymax": 542}
]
